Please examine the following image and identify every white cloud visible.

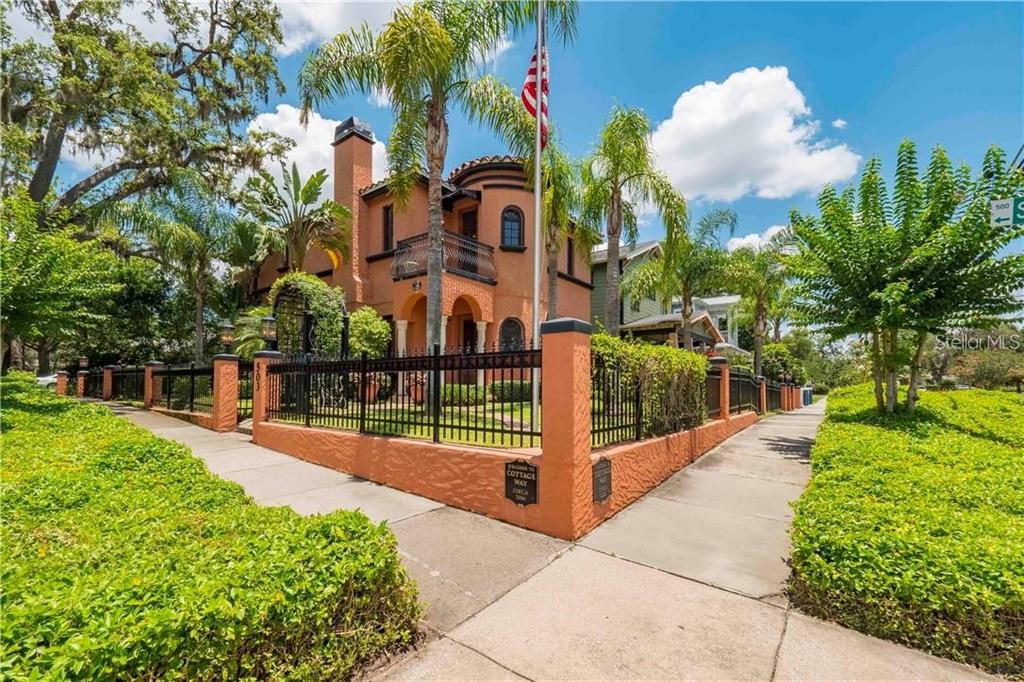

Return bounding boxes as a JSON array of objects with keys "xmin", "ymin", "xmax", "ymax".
[
  {"xmin": 650, "ymin": 66, "xmax": 861, "ymax": 202},
  {"xmin": 727, "ymin": 225, "xmax": 787, "ymax": 252},
  {"xmin": 831, "ymin": 118, "xmax": 848, "ymax": 130},
  {"xmin": 277, "ymin": 1, "xmax": 397, "ymax": 56},
  {"xmin": 247, "ymin": 104, "xmax": 388, "ymax": 199},
  {"xmin": 479, "ymin": 36, "xmax": 513, "ymax": 70},
  {"xmin": 368, "ymin": 86, "xmax": 392, "ymax": 108}
]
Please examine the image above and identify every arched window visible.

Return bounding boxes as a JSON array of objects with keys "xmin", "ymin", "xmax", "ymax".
[
  {"xmin": 499, "ymin": 317, "xmax": 526, "ymax": 350},
  {"xmin": 501, "ymin": 206, "xmax": 524, "ymax": 247}
]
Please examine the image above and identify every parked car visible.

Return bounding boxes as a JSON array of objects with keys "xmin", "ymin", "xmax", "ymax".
[{"xmin": 36, "ymin": 374, "xmax": 59, "ymax": 389}]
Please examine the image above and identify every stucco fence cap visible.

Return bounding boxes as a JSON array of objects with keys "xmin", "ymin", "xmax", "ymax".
[
  {"xmin": 144, "ymin": 360, "xmax": 165, "ymax": 367},
  {"xmin": 540, "ymin": 318, "xmax": 592, "ymax": 336},
  {"xmin": 212, "ymin": 354, "xmax": 240, "ymax": 362},
  {"xmin": 253, "ymin": 350, "xmax": 285, "ymax": 359}
]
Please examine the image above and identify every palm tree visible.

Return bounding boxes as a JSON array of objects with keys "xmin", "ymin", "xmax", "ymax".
[
  {"xmin": 224, "ymin": 219, "xmax": 270, "ymax": 308},
  {"xmin": 580, "ymin": 106, "xmax": 687, "ymax": 336},
  {"xmin": 621, "ymin": 209, "xmax": 735, "ymax": 350},
  {"xmin": 297, "ymin": 0, "xmax": 577, "ymax": 350},
  {"xmin": 727, "ymin": 236, "xmax": 788, "ymax": 376},
  {"xmin": 115, "ymin": 170, "xmax": 235, "ymax": 362},
  {"xmin": 241, "ymin": 162, "xmax": 350, "ymax": 272}
]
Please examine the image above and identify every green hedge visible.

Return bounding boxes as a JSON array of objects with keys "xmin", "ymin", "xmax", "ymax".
[
  {"xmin": 790, "ymin": 384, "xmax": 1024, "ymax": 676},
  {"xmin": 490, "ymin": 380, "xmax": 531, "ymax": 403},
  {"xmin": 0, "ymin": 373, "xmax": 419, "ymax": 679},
  {"xmin": 591, "ymin": 334, "xmax": 707, "ymax": 437},
  {"xmin": 442, "ymin": 384, "xmax": 487, "ymax": 406}
]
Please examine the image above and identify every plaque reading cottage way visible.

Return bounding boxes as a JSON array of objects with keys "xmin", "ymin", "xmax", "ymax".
[
  {"xmin": 593, "ymin": 457, "xmax": 612, "ymax": 503},
  {"xmin": 505, "ymin": 460, "xmax": 538, "ymax": 506}
]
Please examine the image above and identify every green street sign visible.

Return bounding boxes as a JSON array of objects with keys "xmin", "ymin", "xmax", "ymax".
[{"xmin": 990, "ymin": 197, "xmax": 1024, "ymax": 228}]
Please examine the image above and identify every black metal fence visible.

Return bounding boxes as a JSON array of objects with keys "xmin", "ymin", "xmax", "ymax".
[
  {"xmin": 766, "ymin": 380, "xmax": 782, "ymax": 411},
  {"xmin": 591, "ymin": 357, "xmax": 641, "ymax": 448},
  {"xmin": 83, "ymin": 369, "xmax": 103, "ymax": 398},
  {"xmin": 152, "ymin": 364, "xmax": 214, "ymax": 413},
  {"xmin": 266, "ymin": 346, "xmax": 541, "ymax": 448},
  {"xmin": 707, "ymin": 364, "xmax": 722, "ymax": 419},
  {"xmin": 730, "ymin": 368, "xmax": 758, "ymax": 414},
  {"xmin": 238, "ymin": 362, "xmax": 254, "ymax": 421},
  {"xmin": 111, "ymin": 366, "xmax": 145, "ymax": 402}
]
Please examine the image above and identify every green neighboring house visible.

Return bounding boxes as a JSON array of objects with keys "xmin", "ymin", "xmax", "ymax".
[{"xmin": 590, "ymin": 241, "xmax": 666, "ymax": 329}]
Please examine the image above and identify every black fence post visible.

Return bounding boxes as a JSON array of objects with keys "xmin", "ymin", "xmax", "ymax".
[
  {"xmin": 304, "ymin": 353, "xmax": 312, "ymax": 428},
  {"xmin": 341, "ymin": 314, "xmax": 351, "ymax": 359},
  {"xmin": 166, "ymin": 366, "xmax": 172, "ymax": 409},
  {"xmin": 634, "ymin": 380, "xmax": 643, "ymax": 441},
  {"xmin": 188, "ymin": 363, "xmax": 196, "ymax": 412},
  {"xmin": 431, "ymin": 344, "xmax": 441, "ymax": 444},
  {"xmin": 358, "ymin": 351, "xmax": 368, "ymax": 433}
]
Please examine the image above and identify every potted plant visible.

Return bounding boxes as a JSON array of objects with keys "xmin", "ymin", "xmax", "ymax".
[
  {"xmin": 407, "ymin": 371, "xmax": 427, "ymax": 405},
  {"xmin": 363, "ymin": 372, "xmax": 383, "ymax": 403}
]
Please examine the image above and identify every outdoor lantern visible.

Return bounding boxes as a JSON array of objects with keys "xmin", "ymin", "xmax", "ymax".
[
  {"xmin": 78, "ymin": 356, "xmax": 88, "ymax": 369},
  {"xmin": 260, "ymin": 314, "xmax": 278, "ymax": 351},
  {"xmin": 219, "ymin": 321, "xmax": 235, "ymax": 353}
]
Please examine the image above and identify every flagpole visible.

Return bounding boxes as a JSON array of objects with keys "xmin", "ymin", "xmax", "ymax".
[{"xmin": 530, "ymin": 1, "xmax": 544, "ymax": 425}]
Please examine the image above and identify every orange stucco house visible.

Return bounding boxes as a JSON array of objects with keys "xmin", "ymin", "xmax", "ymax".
[{"xmin": 253, "ymin": 117, "xmax": 592, "ymax": 355}]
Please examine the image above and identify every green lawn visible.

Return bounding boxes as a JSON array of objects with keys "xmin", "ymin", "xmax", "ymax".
[
  {"xmin": 1, "ymin": 372, "xmax": 419, "ymax": 678},
  {"xmin": 790, "ymin": 384, "xmax": 1024, "ymax": 676}
]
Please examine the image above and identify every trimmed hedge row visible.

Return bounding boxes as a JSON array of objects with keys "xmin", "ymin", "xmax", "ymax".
[
  {"xmin": 790, "ymin": 384, "xmax": 1024, "ymax": 676},
  {"xmin": 0, "ymin": 372, "xmax": 419, "ymax": 679}
]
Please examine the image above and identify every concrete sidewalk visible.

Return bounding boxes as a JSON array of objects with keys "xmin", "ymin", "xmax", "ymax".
[{"xmin": 106, "ymin": 402, "xmax": 994, "ymax": 680}]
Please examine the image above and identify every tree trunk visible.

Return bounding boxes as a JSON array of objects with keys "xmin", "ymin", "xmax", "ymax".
[
  {"xmin": 423, "ymin": 100, "xmax": 449, "ymax": 354},
  {"xmin": 37, "ymin": 339, "xmax": 52, "ymax": 375},
  {"xmin": 870, "ymin": 330, "xmax": 885, "ymax": 413},
  {"xmin": 753, "ymin": 299, "xmax": 767, "ymax": 376},
  {"xmin": 771, "ymin": 317, "xmax": 782, "ymax": 343},
  {"xmin": 906, "ymin": 331, "xmax": 928, "ymax": 412},
  {"xmin": 604, "ymin": 189, "xmax": 622, "ymax": 336},
  {"xmin": 545, "ymin": 236, "xmax": 559, "ymax": 321},
  {"xmin": 681, "ymin": 292, "xmax": 694, "ymax": 350},
  {"xmin": 193, "ymin": 272, "xmax": 207, "ymax": 363},
  {"xmin": 28, "ymin": 118, "xmax": 68, "ymax": 204},
  {"xmin": 884, "ymin": 328, "xmax": 897, "ymax": 413}
]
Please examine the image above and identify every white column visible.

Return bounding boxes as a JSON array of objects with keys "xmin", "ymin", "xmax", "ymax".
[
  {"xmin": 439, "ymin": 315, "xmax": 449, "ymax": 386},
  {"xmin": 395, "ymin": 320, "xmax": 409, "ymax": 393},
  {"xmin": 475, "ymin": 320, "xmax": 488, "ymax": 387}
]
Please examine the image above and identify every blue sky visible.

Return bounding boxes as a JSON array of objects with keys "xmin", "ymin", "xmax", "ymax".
[{"xmin": 50, "ymin": 1, "xmax": 1024, "ymax": 249}]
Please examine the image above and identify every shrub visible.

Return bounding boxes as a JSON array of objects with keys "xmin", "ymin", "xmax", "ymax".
[
  {"xmin": 0, "ymin": 379, "xmax": 419, "ymax": 678},
  {"xmin": 442, "ymin": 384, "xmax": 487, "ymax": 406},
  {"xmin": 490, "ymin": 380, "xmax": 531, "ymax": 403},
  {"xmin": 268, "ymin": 272, "xmax": 346, "ymax": 355},
  {"xmin": 790, "ymin": 384, "xmax": 1024, "ymax": 676},
  {"xmin": 349, "ymin": 306, "xmax": 392, "ymax": 359},
  {"xmin": 591, "ymin": 333, "xmax": 707, "ymax": 436}
]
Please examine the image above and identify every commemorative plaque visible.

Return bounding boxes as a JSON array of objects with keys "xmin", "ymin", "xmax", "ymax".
[
  {"xmin": 505, "ymin": 460, "xmax": 538, "ymax": 506},
  {"xmin": 592, "ymin": 457, "xmax": 612, "ymax": 503}
]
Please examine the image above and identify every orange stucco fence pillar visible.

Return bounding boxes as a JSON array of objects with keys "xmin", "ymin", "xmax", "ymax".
[
  {"xmin": 709, "ymin": 356, "xmax": 730, "ymax": 419},
  {"xmin": 251, "ymin": 350, "xmax": 283, "ymax": 429},
  {"xmin": 539, "ymin": 318, "xmax": 593, "ymax": 540},
  {"xmin": 55, "ymin": 371, "xmax": 68, "ymax": 397},
  {"xmin": 144, "ymin": 361, "xmax": 163, "ymax": 408},
  {"xmin": 102, "ymin": 366, "xmax": 115, "ymax": 401},
  {"xmin": 211, "ymin": 354, "xmax": 239, "ymax": 432},
  {"xmin": 76, "ymin": 371, "xmax": 87, "ymax": 398},
  {"xmin": 758, "ymin": 375, "xmax": 767, "ymax": 414}
]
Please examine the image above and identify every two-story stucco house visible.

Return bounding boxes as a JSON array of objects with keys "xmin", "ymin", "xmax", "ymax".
[{"xmin": 252, "ymin": 117, "xmax": 592, "ymax": 354}]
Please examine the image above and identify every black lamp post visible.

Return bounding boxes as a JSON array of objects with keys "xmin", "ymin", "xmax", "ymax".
[
  {"xmin": 260, "ymin": 314, "xmax": 278, "ymax": 351},
  {"xmin": 218, "ymin": 321, "xmax": 235, "ymax": 354}
]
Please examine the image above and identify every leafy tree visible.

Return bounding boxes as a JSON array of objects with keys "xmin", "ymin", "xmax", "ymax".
[
  {"xmin": 726, "ymin": 235, "xmax": 787, "ymax": 377},
  {"xmin": 621, "ymin": 209, "xmax": 733, "ymax": 349},
  {"xmin": 224, "ymin": 220, "xmax": 270, "ymax": 310},
  {"xmin": 954, "ymin": 350, "xmax": 1024, "ymax": 390},
  {"xmin": 1, "ymin": 189, "xmax": 120, "ymax": 372},
  {"xmin": 349, "ymin": 307, "xmax": 392, "ymax": 359},
  {"xmin": 581, "ymin": 106, "xmax": 687, "ymax": 336},
  {"xmin": 789, "ymin": 140, "xmax": 1024, "ymax": 412},
  {"xmin": 114, "ymin": 171, "xmax": 236, "ymax": 362},
  {"xmin": 298, "ymin": 0, "xmax": 576, "ymax": 351},
  {"xmin": 2, "ymin": 0, "xmax": 285, "ymax": 223},
  {"xmin": 241, "ymin": 162, "xmax": 350, "ymax": 273},
  {"xmin": 232, "ymin": 305, "xmax": 272, "ymax": 360}
]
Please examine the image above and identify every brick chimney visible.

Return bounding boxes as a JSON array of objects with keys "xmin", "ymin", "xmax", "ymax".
[{"xmin": 333, "ymin": 116, "xmax": 374, "ymax": 307}]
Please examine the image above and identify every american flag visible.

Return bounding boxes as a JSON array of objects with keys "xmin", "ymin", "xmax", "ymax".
[{"xmin": 520, "ymin": 42, "xmax": 549, "ymax": 149}]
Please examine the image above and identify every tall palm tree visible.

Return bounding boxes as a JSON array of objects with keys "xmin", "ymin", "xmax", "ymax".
[
  {"xmin": 621, "ymin": 209, "xmax": 735, "ymax": 350},
  {"xmin": 114, "ymin": 170, "xmax": 235, "ymax": 362},
  {"xmin": 727, "ymin": 235, "xmax": 788, "ymax": 376},
  {"xmin": 581, "ymin": 106, "xmax": 687, "ymax": 336},
  {"xmin": 224, "ymin": 219, "xmax": 270, "ymax": 308},
  {"xmin": 297, "ymin": 0, "xmax": 577, "ymax": 350},
  {"xmin": 241, "ymin": 162, "xmax": 350, "ymax": 272}
]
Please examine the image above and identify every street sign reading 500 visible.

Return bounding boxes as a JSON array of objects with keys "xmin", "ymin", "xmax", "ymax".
[{"xmin": 990, "ymin": 197, "xmax": 1024, "ymax": 228}]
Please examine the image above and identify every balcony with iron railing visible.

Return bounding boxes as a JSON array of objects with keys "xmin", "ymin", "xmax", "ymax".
[{"xmin": 390, "ymin": 231, "xmax": 498, "ymax": 285}]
